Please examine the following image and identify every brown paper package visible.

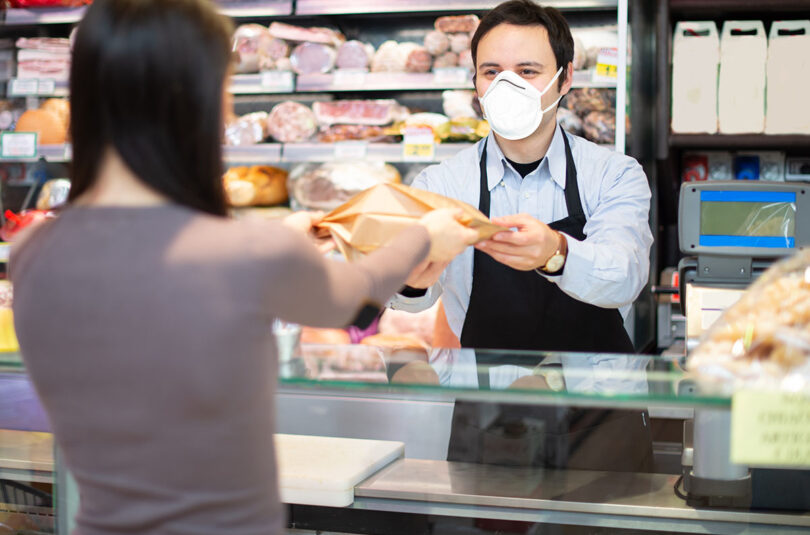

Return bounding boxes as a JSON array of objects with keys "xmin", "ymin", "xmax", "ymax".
[{"xmin": 316, "ymin": 183, "xmax": 506, "ymax": 261}]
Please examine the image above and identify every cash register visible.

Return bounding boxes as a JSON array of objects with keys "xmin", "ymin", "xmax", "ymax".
[{"xmin": 677, "ymin": 180, "xmax": 809, "ymax": 508}]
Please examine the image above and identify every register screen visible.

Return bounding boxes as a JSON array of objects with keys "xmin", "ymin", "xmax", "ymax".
[{"xmin": 699, "ymin": 190, "xmax": 796, "ymax": 248}]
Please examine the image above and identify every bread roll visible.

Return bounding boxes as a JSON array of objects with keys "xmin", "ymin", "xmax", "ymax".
[{"xmin": 15, "ymin": 108, "xmax": 67, "ymax": 144}]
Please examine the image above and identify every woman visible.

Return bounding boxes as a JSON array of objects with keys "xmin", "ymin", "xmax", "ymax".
[{"xmin": 10, "ymin": 1, "xmax": 477, "ymax": 534}]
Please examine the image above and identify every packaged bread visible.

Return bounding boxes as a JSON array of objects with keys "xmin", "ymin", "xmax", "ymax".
[
  {"xmin": 688, "ymin": 250, "xmax": 810, "ymax": 391},
  {"xmin": 223, "ymin": 165, "xmax": 288, "ymax": 207}
]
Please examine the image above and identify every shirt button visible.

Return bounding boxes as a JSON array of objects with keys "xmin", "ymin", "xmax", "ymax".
[{"xmin": 522, "ymin": 193, "xmax": 530, "ymax": 200}]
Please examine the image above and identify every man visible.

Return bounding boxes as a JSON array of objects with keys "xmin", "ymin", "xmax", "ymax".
[
  {"xmin": 390, "ymin": 0, "xmax": 652, "ymax": 355},
  {"xmin": 390, "ymin": 0, "xmax": 655, "ymax": 478}
]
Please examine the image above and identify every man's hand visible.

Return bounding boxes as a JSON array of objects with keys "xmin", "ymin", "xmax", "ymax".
[
  {"xmin": 475, "ymin": 214, "xmax": 559, "ymax": 271},
  {"xmin": 405, "ymin": 259, "xmax": 449, "ymax": 289}
]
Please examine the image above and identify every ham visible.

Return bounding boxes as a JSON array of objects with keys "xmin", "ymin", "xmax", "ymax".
[
  {"xmin": 290, "ymin": 42, "xmax": 336, "ymax": 75},
  {"xmin": 312, "ymin": 100, "xmax": 406, "ymax": 126},
  {"xmin": 268, "ymin": 21, "xmax": 344, "ymax": 47}
]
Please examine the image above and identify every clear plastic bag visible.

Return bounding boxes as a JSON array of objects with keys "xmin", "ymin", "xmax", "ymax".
[{"xmin": 688, "ymin": 250, "xmax": 810, "ymax": 391}]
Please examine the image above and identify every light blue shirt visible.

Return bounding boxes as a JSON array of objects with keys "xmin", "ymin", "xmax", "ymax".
[{"xmin": 388, "ymin": 125, "xmax": 653, "ymax": 339}]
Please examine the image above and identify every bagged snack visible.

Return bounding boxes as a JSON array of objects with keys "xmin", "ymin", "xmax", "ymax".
[{"xmin": 688, "ymin": 250, "xmax": 810, "ymax": 391}]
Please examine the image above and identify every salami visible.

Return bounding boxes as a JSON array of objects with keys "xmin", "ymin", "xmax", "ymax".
[
  {"xmin": 232, "ymin": 24, "xmax": 274, "ymax": 74},
  {"xmin": 449, "ymin": 33, "xmax": 470, "ymax": 54},
  {"xmin": 434, "ymin": 15, "xmax": 479, "ymax": 34},
  {"xmin": 336, "ymin": 40, "xmax": 373, "ymax": 70},
  {"xmin": 458, "ymin": 49, "xmax": 474, "ymax": 71},
  {"xmin": 268, "ymin": 21, "xmax": 344, "ymax": 47},
  {"xmin": 423, "ymin": 30, "xmax": 450, "ymax": 56},
  {"xmin": 266, "ymin": 101, "xmax": 317, "ymax": 143},
  {"xmin": 405, "ymin": 45, "xmax": 432, "ymax": 73},
  {"xmin": 432, "ymin": 51, "xmax": 458, "ymax": 68},
  {"xmin": 290, "ymin": 42, "xmax": 337, "ymax": 75}
]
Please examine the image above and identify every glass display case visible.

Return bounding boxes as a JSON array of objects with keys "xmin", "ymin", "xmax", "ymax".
[{"xmin": 3, "ymin": 345, "xmax": 809, "ymax": 534}]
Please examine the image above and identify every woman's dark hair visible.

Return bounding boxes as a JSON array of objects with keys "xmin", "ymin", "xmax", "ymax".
[
  {"xmin": 471, "ymin": 0, "xmax": 574, "ymax": 89},
  {"xmin": 68, "ymin": 0, "xmax": 233, "ymax": 216}
]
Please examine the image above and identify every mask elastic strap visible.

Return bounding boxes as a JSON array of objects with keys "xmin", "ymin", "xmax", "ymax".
[
  {"xmin": 541, "ymin": 93, "xmax": 564, "ymax": 114},
  {"xmin": 541, "ymin": 66, "xmax": 564, "ymax": 95}
]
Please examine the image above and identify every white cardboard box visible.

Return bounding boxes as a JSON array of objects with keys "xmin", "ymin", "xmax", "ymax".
[
  {"xmin": 718, "ymin": 21, "xmax": 767, "ymax": 133},
  {"xmin": 765, "ymin": 20, "xmax": 810, "ymax": 134},
  {"xmin": 672, "ymin": 21, "xmax": 719, "ymax": 134}
]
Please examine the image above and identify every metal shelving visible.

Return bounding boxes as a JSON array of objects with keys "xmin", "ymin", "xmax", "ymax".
[{"xmin": 669, "ymin": 134, "xmax": 810, "ymax": 150}]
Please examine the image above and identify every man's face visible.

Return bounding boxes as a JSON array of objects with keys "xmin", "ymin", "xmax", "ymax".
[{"xmin": 474, "ymin": 23, "xmax": 572, "ymax": 130}]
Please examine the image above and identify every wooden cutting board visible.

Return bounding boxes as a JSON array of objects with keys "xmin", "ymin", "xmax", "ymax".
[{"xmin": 275, "ymin": 434, "xmax": 404, "ymax": 507}]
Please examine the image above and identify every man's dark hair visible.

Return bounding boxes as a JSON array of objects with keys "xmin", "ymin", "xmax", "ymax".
[
  {"xmin": 68, "ymin": 0, "xmax": 233, "ymax": 216},
  {"xmin": 471, "ymin": 0, "xmax": 574, "ymax": 89}
]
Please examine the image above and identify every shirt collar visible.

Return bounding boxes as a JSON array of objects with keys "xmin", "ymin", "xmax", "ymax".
[{"xmin": 481, "ymin": 124, "xmax": 568, "ymax": 192}]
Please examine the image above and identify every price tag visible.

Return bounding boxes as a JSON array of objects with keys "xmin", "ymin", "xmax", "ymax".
[
  {"xmin": 63, "ymin": 143, "xmax": 73, "ymax": 160},
  {"xmin": 0, "ymin": 132, "xmax": 37, "ymax": 159},
  {"xmin": 433, "ymin": 67, "xmax": 471, "ymax": 86},
  {"xmin": 402, "ymin": 127, "xmax": 435, "ymax": 162},
  {"xmin": 593, "ymin": 47, "xmax": 618, "ymax": 82},
  {"xmin": 260, "ymin": 70, "xmax": 294, "ymax": 92},
  {"xmin": 333, "ymin": 141, "xmax": 368, "ymax": 160},
  {"xmin": 0, "ymin": 243, "xmax": 10, "ymax": 263},
  {"xmin": 731, "ymin": 390, "xmax": 810, "ymax": 467},
  {"xmin": 333, "ymin": 69, "xmax": 367, "ymax": 87},
  {"xmin": 9, "ymin": 78, "xmax": 39, "ymax": 96},
  {"xmin": 37, "ymin": 79, "xmax": 56, "ymax": 95}
]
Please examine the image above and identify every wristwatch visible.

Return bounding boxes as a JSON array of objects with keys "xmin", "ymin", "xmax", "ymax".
[
  {"xmin": 540, "ymin": 231, "xmax": 568, "ymax": 274},
  {"xmin": 532, "ymin": 366, "xmax": 565, "ymax": 391}
]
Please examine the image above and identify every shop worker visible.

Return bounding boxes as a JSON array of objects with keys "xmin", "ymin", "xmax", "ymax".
[
  {"xmin": 391, "ymin": 0, "xmax": 652, "ymax": 355},
  {"xmin": 391, "ymin": 0, "xmax": 655, "ymax": 475}
]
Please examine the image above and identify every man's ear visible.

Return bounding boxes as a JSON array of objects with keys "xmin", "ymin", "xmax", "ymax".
[{"xmin": 559, "ymin": 61, "xmax": 574, "ymax": 96}]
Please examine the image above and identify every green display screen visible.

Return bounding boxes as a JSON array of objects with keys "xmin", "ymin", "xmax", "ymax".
[{"xmin": 700, "ymin": 201, "xmax": 796, "ymax": 237}]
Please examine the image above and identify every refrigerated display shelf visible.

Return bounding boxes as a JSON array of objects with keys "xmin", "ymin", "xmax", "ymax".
[
  {"xmin": 296, "ymin": 0, "xmax": 618, "ymax": 15},
  {"xmin": 8, "ymin": 71, "xmax": 615, "ymax": 98},
  {"xmin": 2, "ymin": 0, "xmax": 291, "ymax": 25}
]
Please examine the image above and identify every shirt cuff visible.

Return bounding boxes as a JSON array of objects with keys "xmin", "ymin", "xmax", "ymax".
[
  {"xmin": 535, "ymin": 233, "xmax": 594, "ymax": 289},
  {"xmin": 387, "ymin": 284, "xmax": 440, "ymax": 312}
]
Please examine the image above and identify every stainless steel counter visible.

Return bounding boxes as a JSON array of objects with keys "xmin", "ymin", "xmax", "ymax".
[{"xmin": 353, "ymin": 459, "xmax": 810, "ymax": 534}]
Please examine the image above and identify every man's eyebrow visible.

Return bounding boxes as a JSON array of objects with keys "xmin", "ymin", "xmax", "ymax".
[
  {"xmin": 516, "ymin": 61, "xmax": 544, "ymax": 68},
  {"xmin": 478, "ymin": 62, "xmax": 500, "ymax": 68}
]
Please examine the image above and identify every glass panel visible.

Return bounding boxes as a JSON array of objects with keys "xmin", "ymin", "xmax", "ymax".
[{"xmin": 278, "ymin": 345, "xmax": 725, "ymax": 409}]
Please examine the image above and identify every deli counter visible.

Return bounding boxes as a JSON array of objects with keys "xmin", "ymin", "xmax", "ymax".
[{"xmin": 2, "ymin": 346, "xmax": 809, "ymax": 534}]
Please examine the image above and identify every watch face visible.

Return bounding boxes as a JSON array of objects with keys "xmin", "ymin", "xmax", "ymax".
[{"xmin": 545, "ymin": 253, "xmax": 565, "ymax": 273}]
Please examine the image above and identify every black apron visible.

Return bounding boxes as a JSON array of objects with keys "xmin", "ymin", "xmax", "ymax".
[{"xmin": 448, "ymin": 127, "xmax": 653, "ymax": 472}]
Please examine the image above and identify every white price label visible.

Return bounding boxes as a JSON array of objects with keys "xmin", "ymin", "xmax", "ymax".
[
  {"xmin": 260, "ymin": 70, "xmax": 294, "ymax": 92},
  {"xmin": 37, "ymin": 79, "xmax": 56, "ymax": 95},
  {"xmin": 1, "ymin": 132, "xmax": 37, "ymax": 159},
  {"xmin": 0, "ymin": 243, "xmax": 10, "ymax": 263},
  {"xmin": 333, "ymin": 69, "xmax": 367, "ymax": 87},
  {"xmin": 402, "ymin": 127, "xmax": 435, "ymax": 162},
  {"xmin": 9, "ymin": 78, "xmax": 39, "ymax": 96},
  {"xmin": 333, "ymin": 141, "xmax": 368, "ymax": 160},
  {"xmin": 63, "ymin": 143, "xmax": 73, "ymax": 160},
  {"xmin": 433, "ymin": 67, "xmax": 471, "ymax": 86}
]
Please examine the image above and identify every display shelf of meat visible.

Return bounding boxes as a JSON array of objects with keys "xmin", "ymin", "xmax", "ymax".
[
  {"xmin": 223, "ymin": 143, "xmax": 283, "ymax": 164},
  {"xmin": 296, "ymin": 0, "xmax": 618, "ymax": 15},
  {"xmin": 296, "ymin": 70, "xmax": 474, "ymax": 93},
  {"xmin": 2, "ymin": 0, "xmax": 291, "ymax": 25},
  {"xmin": 281, "ymin": 142, "xmax": 473, "ymax": 163},
  {"xmin": 5, "ymin": 78, "xmax": 68, "ymax": 98}
]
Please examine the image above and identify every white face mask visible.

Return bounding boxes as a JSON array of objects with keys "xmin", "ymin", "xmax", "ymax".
[{"xmin": 479, "ymin": 67, "xmax": 563, "ymax": 141}]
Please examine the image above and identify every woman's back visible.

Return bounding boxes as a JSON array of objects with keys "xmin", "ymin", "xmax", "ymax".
[{"xmin": 12, "ymin": 204, "xmax": 302, "ymax": 535}]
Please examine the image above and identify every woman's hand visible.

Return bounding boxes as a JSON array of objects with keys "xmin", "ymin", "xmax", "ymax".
[
  {"xmin": 282, "ymin": 210, "xmax": 336, "ymax": 253},
  {"xmin": 282, "ymin": 210, "xmax": 324, "ymax": 235},
  {"xmin": 418, "ymin": 208, "xmax": 479, "ymax": 264}
]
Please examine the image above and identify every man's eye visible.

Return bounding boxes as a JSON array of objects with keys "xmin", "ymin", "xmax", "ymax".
[
  {"xmin": 484, "ymin": 69, "xmax": 499, "ymax": 76},
  {"xmin": 520, "ymin": 69, "xmax": 538, "ymax": 76}
]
